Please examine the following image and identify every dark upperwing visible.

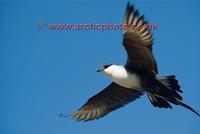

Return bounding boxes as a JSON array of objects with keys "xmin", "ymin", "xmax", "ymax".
[
  {"xmin": 123, "ymin": 3, "xmax": 158, "ymax": 75},
  {"xmin": 72, "ymin": 82, "xmax": 143, "ymax": 121}
]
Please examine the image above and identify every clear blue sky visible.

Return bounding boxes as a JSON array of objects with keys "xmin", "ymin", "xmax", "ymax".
[{"xmin": 1, "ymin": 0, "xmax": 200, "ymax": 134}]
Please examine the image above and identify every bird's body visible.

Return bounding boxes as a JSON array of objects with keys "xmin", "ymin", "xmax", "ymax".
[
  {"xmin": 103, "ymin": 65, "xmax": 142, "ymax": 90},
  {"xmin": 69, "ymin": 2, "xmax": 200, "ymax": 121}
]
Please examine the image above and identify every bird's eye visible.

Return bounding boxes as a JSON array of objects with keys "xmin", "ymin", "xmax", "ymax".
[{"xmin": 104, "ymin": 65, "xmax": 108, "ymax": 68}]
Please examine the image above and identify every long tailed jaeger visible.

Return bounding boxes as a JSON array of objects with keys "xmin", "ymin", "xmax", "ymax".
[{"xmin": 70, "ymin": 2, "xmax": 200, "ymax": 121}]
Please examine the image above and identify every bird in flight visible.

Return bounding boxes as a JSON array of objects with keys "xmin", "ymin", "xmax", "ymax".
[{"xmin": 70, "ymin": 2, "xmax": 200, "ymax": 121}]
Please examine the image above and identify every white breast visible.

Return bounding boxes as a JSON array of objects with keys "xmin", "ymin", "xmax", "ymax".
[{"xmin": 103, "ymin": 65, "xmax": 142, "ymax": 90}]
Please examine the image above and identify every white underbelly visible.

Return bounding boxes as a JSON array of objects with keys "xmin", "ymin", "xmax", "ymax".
[{"xmin": 111, "ymin": 72, "xmax": 142, "ymax": 90}]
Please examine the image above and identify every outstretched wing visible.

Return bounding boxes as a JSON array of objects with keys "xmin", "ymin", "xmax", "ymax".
[
  {"xmin": 123, "ymin": 3, "xmax": 158, "ymax": 74},
  {"xmin": 72, "ymin": 82, "xmax": 143, "ymax": 121}
]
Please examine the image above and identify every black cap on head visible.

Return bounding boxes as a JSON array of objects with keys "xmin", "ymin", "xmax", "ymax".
[
  {"xmin": 96, "ymin": 64, "xmax": 113, "ymax": 72},
  {"xmin": 103, "ymin": 64, "xmax": 113, "ymax": 69}
]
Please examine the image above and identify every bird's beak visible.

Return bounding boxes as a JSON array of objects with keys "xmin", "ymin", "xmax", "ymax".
[{"xmin": 96, "ymin": 67, "xmax": 104, "ymax": 72}]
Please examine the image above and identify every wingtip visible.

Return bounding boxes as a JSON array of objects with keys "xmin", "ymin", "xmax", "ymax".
[
  {"xmin": 127, "ymin": 1, "xmax": 131, "ymax": 8},
  {"xmin": 70, "ymin": 112, "xmax": 95, "ymax": 122},
  {"xmin": 59, "ymin": 113, "xmax": 74, "ymax": 119},
  {"xmin": 59, "ymin": 112, "xmax": 86, "ymax": 122},
  {"xmin": 126, "ymin": 2, "xmax": 134, "ymax": 12}
]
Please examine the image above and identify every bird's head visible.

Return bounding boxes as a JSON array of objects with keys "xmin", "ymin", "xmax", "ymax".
[{"xmin": 96, "ymin": 64, "xmax": 114, "ymax": 74}]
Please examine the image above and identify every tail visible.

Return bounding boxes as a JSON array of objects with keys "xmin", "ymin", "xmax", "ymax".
[
  {"xmin": 177, "ymin": 100, "xmax": 200, "ymax": 117},
  {"xmin": 148, "ymin": 75, "xmax": 200, "ymax": 117},
  {"xmin": 157, "ymin": 75, "xmax": 182, "ymax": 93}
]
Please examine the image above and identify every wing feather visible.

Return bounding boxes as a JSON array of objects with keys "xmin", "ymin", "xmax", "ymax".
[
  {"xmin": 123, "ymin": 2, "xmax": 158, "ymax": 74},
  {"xmin": 72, "ymin": 82, "xmax": 143, "ymax": 121}
]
